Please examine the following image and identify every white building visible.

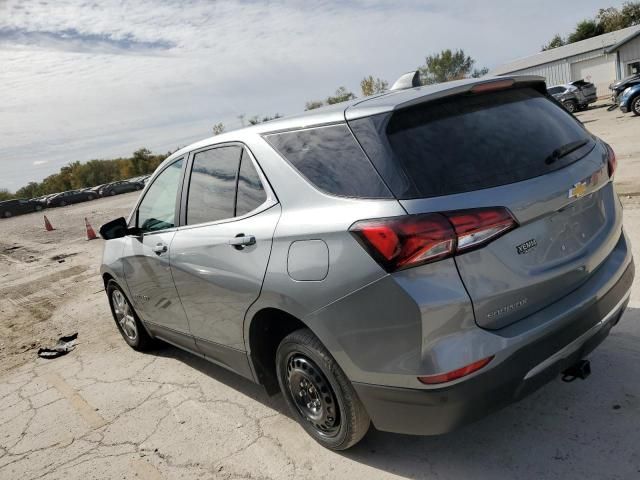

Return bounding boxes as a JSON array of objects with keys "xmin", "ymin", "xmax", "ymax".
[{"xmin": 493, "ymin": 25, "xmax": 640, "ymax": 96}]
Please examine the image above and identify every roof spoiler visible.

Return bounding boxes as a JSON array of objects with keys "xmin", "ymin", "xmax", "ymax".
[{"xmin": 390, "ymin": 70, "xmax": 421, "ymax": 91}]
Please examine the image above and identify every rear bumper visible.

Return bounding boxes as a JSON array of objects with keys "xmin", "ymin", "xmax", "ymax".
[{"xmin": 354, "ymin": 255, "xmax": 634, "ymax": 436}]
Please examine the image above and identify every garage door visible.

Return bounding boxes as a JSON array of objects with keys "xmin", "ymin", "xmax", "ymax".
[{"xmin": 570, "ymin": 55, "xmax": 616, "ymax": 97}]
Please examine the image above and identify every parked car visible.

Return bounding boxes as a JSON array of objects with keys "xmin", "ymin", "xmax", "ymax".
[
  {"xmin": 46, "ymin": 189, "xmax": 96, "ymax": 207},
  {"xmin": 619, "ymin": 83, "xmax": 640, "ymax": 115},
  {"xmin": 609, "ymin": 73, "xmax": 640, "ymax": 105},
  {"xmin": 100, "ymin": 74, "xmax": 634, "ymax": 450},
  {"xmin": 99, "ymin": 180, "xmax": 144, "ymax": 197},
  {"xmin": 0, "ymin": 199, "xmax": 43, "ymax": 218},
  {"xmin": 548, "ymin": 81, "xmax": 596, "ymax": 112}
]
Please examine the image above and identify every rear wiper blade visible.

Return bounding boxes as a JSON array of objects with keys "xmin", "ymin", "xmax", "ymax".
[{"xmin": 545, "ymin": 139, "xmax": 590, "ymax": 165}]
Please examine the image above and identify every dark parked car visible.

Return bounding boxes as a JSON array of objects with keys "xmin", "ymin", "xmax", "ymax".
[
  {"xmin": 99, "ymin": 180, "xmax": 144, "ymax": 197},
  {"xmin": 46, "ymin": 189, "xmax": 96, "ymax": 207},
  {"xmin": 548, "ymin": 81, "xmax": 597, "ymax": 113},
  {"xmin": 619, "ymin": 83, "xmax": 640, "ymax": 115},
  {"xmin": 0, "ymin": 199, "xmax": 43, "ymax": 218},
  {"xmin": 609, "ymin": 73, "xmax": 640, "ymax": 105}
]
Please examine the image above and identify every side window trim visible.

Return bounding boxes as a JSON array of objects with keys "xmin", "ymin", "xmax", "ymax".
[
  {"xmin": 178, "ymin": 142, "xmax": 278, "ymax": 230},
  {"xmin": 128, "ymin": 156, "xmax": 186, "ymax": 234}
]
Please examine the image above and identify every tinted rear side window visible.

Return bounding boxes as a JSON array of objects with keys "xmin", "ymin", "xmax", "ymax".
[
  {"xmin": 236, "ymin": 150, "xmax": 267, "ymax": 216},
  {"xmin": 264, "ymin": 124, "xmax": 391, "ymax": 198},
  {"xmin": 351, "ymin": 87, "xmax": 592, "ymax": 199}
]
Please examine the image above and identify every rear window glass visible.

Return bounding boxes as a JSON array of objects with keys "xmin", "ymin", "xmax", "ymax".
[
  {"xmin": 352, "ymin": 87, "xmax": 592, "ymax": 199},
  {"xmin": 264, "ymin": 124, "xmax": 391, "ymax": 198}
]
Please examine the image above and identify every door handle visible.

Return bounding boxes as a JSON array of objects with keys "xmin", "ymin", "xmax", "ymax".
[
  {"xmin": 229, "ymin": 234, "xmax": 256, "ymax": 250},
  {"xmin": 153, "ymin": 243, "xmax": 168, "ymax": 255}
]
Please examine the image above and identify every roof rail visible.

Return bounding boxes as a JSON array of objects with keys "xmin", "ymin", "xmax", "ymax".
[{"xmin": 390, "ymin": 70, "xmax": 421, "ymax": 91}]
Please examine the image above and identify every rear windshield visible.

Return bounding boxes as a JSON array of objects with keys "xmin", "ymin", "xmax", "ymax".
[{"xmin": 351, "ymin": 87, "xmax": 592, "ymax": 199}]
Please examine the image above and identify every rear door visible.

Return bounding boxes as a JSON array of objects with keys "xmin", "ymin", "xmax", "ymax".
[
  {"xmin": 170, "ymin": 145, "xmax": 279, "ymax": 357},
  {"xmin": 350, "ymin": 86, "xmax": 622, "ymax": 330}
]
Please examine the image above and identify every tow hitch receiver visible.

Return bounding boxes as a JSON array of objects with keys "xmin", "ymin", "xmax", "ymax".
[{"xmin": 561, "ymin": 359, "xmax": 591, "ymax": 382}]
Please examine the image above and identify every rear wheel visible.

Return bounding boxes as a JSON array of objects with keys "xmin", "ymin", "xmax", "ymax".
[
  {"xmin": 3, "ymin": 211, "xmax": 11, "ymax": 218},
  {"xmin": 35, "ymin": 205, "xmax": 42, "ymax": 212},
  {"xmin": 563, "ymin": 100, "xmax": 577, "ymax": 113},
  {"xmin": 632, "ymin": 95, "xmax": 640, "ymax": 116},
  {"xmin": 110, "ymin": 191, "xmax": 116, "ymax": 196},
  {"xmin": 276, "ymin": 329, "xmax": 370, "ymax": 450},
  {"xmin": 106, "ymin": 280, "xmax": 157, "ymax": 351},
  {"xmin": 59, "ymin": 200, "xmax": 66, "ymax": 207}
]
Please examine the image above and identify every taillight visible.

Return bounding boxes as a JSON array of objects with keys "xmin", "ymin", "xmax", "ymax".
[
  {"xmin": 446, "ymin": 208, "xmax": 517, "ymax": 252},
  {"xmin": 606, "ymin": 143, "xmax": 617, "ymax": 177},
  {"xmin": 349, "ymin": 207, "xmax": 517, "ymax": 272},
  {"xmin": 470, "ymin": 79, "xmax": 514, "ymax": 94},
  {"xmin": 417, "ymin": 356, "xmax": 494, "ymax": 385}
]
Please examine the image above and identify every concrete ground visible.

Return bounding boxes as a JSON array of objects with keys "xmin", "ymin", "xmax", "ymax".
[{"xmin": 1, "ymin": 105, "xmax": 640, "ymax": 479}]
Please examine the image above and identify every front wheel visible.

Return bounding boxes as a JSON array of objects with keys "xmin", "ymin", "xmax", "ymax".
[
  {"xmin": 106, "ymin": 280, "xmax": 157, "ymax": 351},
  {"xmin": 632, "ymin": 95, "xmax": 640, "ymax": 116},
  {"xmin": 563, "ymin": 100, "xmax": 577, "ymax": 113},
  {"xmin": 276, "ymin": 329, "xmax": 370, "ymax": 450}
]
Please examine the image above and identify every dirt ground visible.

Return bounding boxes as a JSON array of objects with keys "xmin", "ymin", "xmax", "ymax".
[{"xmin": 1, "ymin": 105, "xmax": 639, "ymax": 479}]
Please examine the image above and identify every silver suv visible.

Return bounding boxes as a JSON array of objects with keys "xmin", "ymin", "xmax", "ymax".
[{"xmin": 100, "ymin": 75, "xmax": 634, "ymax": 450}]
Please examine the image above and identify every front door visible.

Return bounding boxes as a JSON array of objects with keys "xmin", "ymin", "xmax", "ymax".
[
  {"xmin": 170, "ymin": 146, "xmax": 279, "ymax": 359},
  {"xmin": 122, "ymin": 157, "xmax": 194, "ymax": 348}
]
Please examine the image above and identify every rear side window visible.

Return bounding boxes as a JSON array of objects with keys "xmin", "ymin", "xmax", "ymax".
[
  {"xmin": 186, "ymin": 146, "xmax": 242, "ymax": 225},
  {"xmin": 351, "ymin": 87, "xmax": 592, "ymax": 199},
  {"xmin": 264, "ymin": 124, "xmax": 391, "ymax": 198},
  {"xmin": 236, "ymin": 150, "xmax": 267, "ymax": 216}
]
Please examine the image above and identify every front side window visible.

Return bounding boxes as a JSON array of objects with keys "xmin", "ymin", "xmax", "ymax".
[
  {"xmin": 186, "ymin": 146, "xmax": 242, "ymax": 225},
  {"xmin": 137, "ymin": 158, "xmax": 184, "ymax": 232},
  {"xmin": 236, "ymin": 150, "xmax": 267, "ymax": 217}
]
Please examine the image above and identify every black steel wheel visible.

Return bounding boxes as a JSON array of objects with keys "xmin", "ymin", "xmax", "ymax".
[
  {"xmin": 276, "ymin": 329, "xmax": 370, "ymax": 450},
  {"xmin": 286, "ymin": 354, "xmax": 341, "ymax": 437}
]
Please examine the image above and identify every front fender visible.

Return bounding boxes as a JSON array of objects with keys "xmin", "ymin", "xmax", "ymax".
[{"xmin": 620, "ymin": 85, "xmax": 640, "ymax": 108}]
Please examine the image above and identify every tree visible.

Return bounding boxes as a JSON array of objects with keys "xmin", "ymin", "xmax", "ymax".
[
  {"xmin": 567, "ymin": 19, "xmax": 604, "ymax": 43},
  {"xmin": 360, "ymin": 76, "xmax": 388, "ymax": 96},
  {"xmin": 419, "ymin": 49, "xmax": 474, "ymax": 84},
  {"xmin": 471, "ymin": 67, "xmax": 489, "ymax": 78},
  {"xmin": 326, "ymin": 87, "xmax": 356, "ymax": 105},
  {"xmin": 247, "ymin": 114, "xmax": 282, "ymax": 125},
  {"xmin": 419, "ymin": 49, "xmax": 486, "ymax": 84},
  {"xmin": 305, "ymin": 100, "xmax": 324, "ymax": 110},
  {"xmin": 0, "ymin": 189, "xmax": 13, "ymax": 201},
  {"xmin": 542, "ymin": 34, "xmax": 566, "ymax": 51},
  {"xmin": 212, "ymin": 123, "xmax": 225, "ymax": 136},
  {"xmin": 131, "ymin": 148, "xmax": 152, "ymax": 176}
]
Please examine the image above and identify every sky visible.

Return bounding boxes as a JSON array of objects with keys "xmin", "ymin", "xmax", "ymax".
[{"xmin": 0, "ymin": 0, "xmax": 629, "ymax": 191}]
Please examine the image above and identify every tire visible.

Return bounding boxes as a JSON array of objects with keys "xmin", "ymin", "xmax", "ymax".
[
  {"xmin": 59, "ymin": 201, "xmax": 66, "ymax": 207},
  {"xmin": 88, "ymin": 195, "xmax": 95, "ymax": 201},
  {"xmin": 106, "ymin": 280, "xmax": 157, "ymax": 351},
  {"xmin": 35, "ymin": 205, "xmax": 42, "ymax": 212},
  {"xmin": 276, "ymin": 329, "xmax": 370, "ymax": 450},
  {"xmin": 563, "ymin": 100, "xmax": 577, "ymax": 113},
  {"xmin": 3, "ymin": 211, "xmax": 11, "ymax": 218},
  {"xmin": 110, "ymin": 191, "xmax": 116, "ymax": 196},
  {"xmin": 632, "ymin": 95, "xmax": 640, "ymax": 116}
]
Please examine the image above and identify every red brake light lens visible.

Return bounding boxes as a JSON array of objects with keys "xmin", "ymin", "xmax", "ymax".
[
  {"xmin": 350, "ymin": 207, "xmax": 517, "ymax": 272},
  {"xmin": 350, "ymin": 213, "xmax": 456, "ymax": 272},
  {"xmin": 445, "ymin": 208, "xmax": 517, "ymax": 252},
  {"xmin": 417, "ymin": 356, "xmax": 494, "ymax": 385},
  {"xmin": 606, "ymin": 143, "xmax": 617, "ymax": 178}
]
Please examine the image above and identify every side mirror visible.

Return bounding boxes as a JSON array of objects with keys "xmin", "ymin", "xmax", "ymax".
[{"xmin": 99, "ymin": 217, "xmax": 140, "ymax": 240}]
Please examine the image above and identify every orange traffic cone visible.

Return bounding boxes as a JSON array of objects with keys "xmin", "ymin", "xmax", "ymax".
[
  {"xmin": 44, "ymin": 215, "xmax": 54, "ymax": 231},
  {"xmin": 85, "ymin": 218, "xmax": 97, "ymax": 241}
]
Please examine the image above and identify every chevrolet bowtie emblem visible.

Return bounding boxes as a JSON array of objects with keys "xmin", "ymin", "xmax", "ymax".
[{"xmin": 568, "ymin": 181, "xmax": 588, "ymax": 199}]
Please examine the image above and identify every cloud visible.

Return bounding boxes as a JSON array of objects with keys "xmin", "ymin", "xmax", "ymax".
[
  {"xmin": 0, "ymin": 0, "xmax": 631, "ymax": 190},
  {"xmin": 0, "ymin": 27, "xmax": 175, "ymax": 54}
]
